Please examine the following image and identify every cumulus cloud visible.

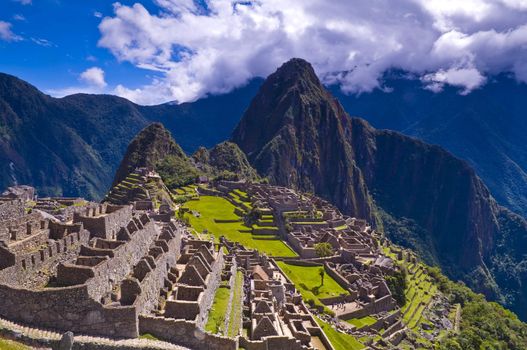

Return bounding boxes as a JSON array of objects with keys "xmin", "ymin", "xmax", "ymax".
[
  {"xmin": 97, "ymin": 0, "xmax": 527, "ymax": 104},
  {"xmin": 48, "ymin": 67, "xmax": 108, "ymax": 98},
  {"xmin": 0, "ymin": 21, "xmax": 22, "ymax": 42},
  {"xmin": 79, "ymin": 67, "xmax": 107, "ymax": 88},
  {"xmin": 422, "ymin": 66, "xmax": 487, "ymax": 94}
]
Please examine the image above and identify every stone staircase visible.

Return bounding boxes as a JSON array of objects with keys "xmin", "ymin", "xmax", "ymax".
[{"xmin": 0, "ymin": 316, "xmax": 190, "ymax": 349}]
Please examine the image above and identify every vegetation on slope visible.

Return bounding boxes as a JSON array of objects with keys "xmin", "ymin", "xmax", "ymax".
[{"xmin": 427, "ymin": 267, "xmax": 527, "ymax": 350}]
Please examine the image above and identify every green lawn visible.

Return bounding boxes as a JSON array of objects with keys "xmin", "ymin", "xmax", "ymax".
[
  {"xmin": 315, "ymin": 317, "xmax": 365, "ymax": 350},
  {"xmin": 227, "ymin": 271, "xmax": 244, "ymax": 337},
  {"xmin": 346, "ymin": 316, "xmax": 377, "ymax": 329},
  {"xmin": 0, "ymin": 338, "xmax": 30, "ymax": 350},
  {"xmin": 205, "ymin": 286, "xmax": 231, "ymax": 334},
  {"xmin": 182, "ymin": 196, "xmax": 297, "ymax": 257},
  {"xmin": 276, "ymin": 262, "xmax": 348, "ymax": 309}
]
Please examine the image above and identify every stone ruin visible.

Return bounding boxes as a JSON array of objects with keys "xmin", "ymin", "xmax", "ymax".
[
  {"xmin": 0, "ymin": 184, "xmax": 235, "ymax": 350},
  {"xmin": 221, "ymin": 239, "xmax": 334, "ymax": 350},
  {"xmin": 211, "ymin": 181, "xmax": 410, "ymax": 347},
  {"xmin": 0, "ymin": 177, "xmax": 433, "ymax": 349}
]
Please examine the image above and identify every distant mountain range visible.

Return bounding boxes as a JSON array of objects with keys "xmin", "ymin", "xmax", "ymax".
[
  {"xmin": 0, "ymin": 72, "xmax": 259, "ymax": 200},
  {"xmin": 2, "ymin": 71, "xmax": 526, "ymax": 220}
]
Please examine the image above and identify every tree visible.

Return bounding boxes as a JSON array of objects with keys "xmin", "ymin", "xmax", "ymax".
[
  {"xmin": 319, "ymin": 267, "xmax": 325, "ymax": 286},
  {"xmin": 385, "ymin": 264, "xmax": 407, "ymax": 306},
  {"xmin": 315, "ymin": 242, "xmax": 333, "ymax": 257}
]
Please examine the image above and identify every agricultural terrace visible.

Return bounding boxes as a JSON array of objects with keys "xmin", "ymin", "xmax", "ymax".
[
  {"xmin": 383, "ymin": 245, "xmax": 439, "ymax": 346},
  {"xmin": 315, "ymin": 317, "xmax": 365, "ymax": 350},
  {"xmin": 181, "ymin": 195, "xmax": 297, "ymax": 257},
  {"xmin": 276, "ymin": 261, "xmax": 349, "ymax": 310}
]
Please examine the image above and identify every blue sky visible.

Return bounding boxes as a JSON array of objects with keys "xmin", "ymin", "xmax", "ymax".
[
  {"xmin": 0, "ymin": 0, "xmax": 160, "ymax": 94},
  {"xmin": 1, "ymin": 0, "xmax": 527, "ymax": 105}
]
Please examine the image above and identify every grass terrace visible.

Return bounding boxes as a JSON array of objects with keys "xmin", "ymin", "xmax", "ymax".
[
  {"xmin": 205, "ymin": 286, "xmax": 231, "ymax": 334},
  {"xmin": 276, "ymin": 261, "xmax": 349, "ymax": 310},
  {"xmin": 227, "ymin": 270, "xmax": 244, "ymax": 337},
  {"xmin": 315, "ymin": 317, "xmax": 364, "ymax": 350},
  {"xmin": 182, "ymin": 196, "xmax": 296, "ymax": 257},
  {"xmin": 383, "ymin": 246, "xmax": 438, "ymax": 331},
  {"xmin": 346, "ymin": 316, "xmax": 377, "ymax": 329},
  {"xmin": 0, "ymin": 338, "xmax": 30, "ymax": 350}
]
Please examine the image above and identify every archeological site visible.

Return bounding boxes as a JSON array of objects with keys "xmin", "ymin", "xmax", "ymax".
[{"xmin": 0, "ymin": 167, "xmax": 460, "ymax": 350}]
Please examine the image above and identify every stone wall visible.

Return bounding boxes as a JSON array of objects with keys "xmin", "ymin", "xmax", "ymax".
[
  {"xmin": 0, "ymin": 284, "xmax": 138, "ymax": 337},
  {"xmin": 239, "ymin": 335, "xmax": 303, "ymax": 350},
  {"xmin": 139, "ymin": 315, "xmax": 237, "ymax": 350},
  {"xmin": 73, "ymin": 205, "xmax": 132, "ymax": 239},
  {"xmin": 0, "ymin": 199, "xmax": 24, "ymax": 223},
  {"xmin": 339, "ymin": 295, "xmax": 396, "ymax": 320},
  {"xmin": 0, "ymin": 229, "xmax": 90, "ymax": 287},
  {"xmin": 58, "ymin": 218, "xmax": 159, "ymax": 302},
  {"xmin": 197, "ymin": 248, "xmax": 224, "ymax": 329},
  {"xmin": 133, "ymin": 230, "xmax": 181, "ymax": 314}
]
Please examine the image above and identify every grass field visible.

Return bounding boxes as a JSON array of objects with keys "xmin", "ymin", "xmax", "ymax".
[
  {"xmin": 346, "ymin": 316, "xmax": 377, "ymax": 329},
  {"xmin": 315, "ymin": 317, "xmax": 365, "ymax": 350},
  {"xmin": 276, "ymin": 261, "xmax": 348, "ymax": 309},
  {"xmin": 227, "ymin": 271, "xmax": 244, "ymax": 337},
  {"xmin": 0, "ymin": 338, "xmax": 30, "ymax": 350},
  {"xmin": 205, "ymin": 286, "xmax": 231, "ymax": 334},
  {"xmin": 182, "ymin": 196, "xmax": 297, "ymax": 257}
]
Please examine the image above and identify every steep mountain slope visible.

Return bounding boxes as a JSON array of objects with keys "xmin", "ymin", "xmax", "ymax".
[
  {"xmin": 0, "ymin": 73, "xmax": 259, "ymax": 200},
  {"xmin": 231, "ymin": 58, "xmax": 527, "ymax": 319},
  {"xmin": 0, "ymin": 74, "xmax": 149, "ymax": 200},
  {"xmin": 331, "ymin": 74, "xmax": 527, "ymax": 218},
  {"xmin": 192, "ymin": 141, "xmax": 259, "ymax": 181},
  {"xmin": 111, "ymin": 122, "xmax": 188, "ymax": 186},
  {"xmin": 231, "ymin": 59, "xmax": 373, "ymax": 221},
  {"xmin": 113, "ymin": 122, "xmax": 199, "ymax": 191}
]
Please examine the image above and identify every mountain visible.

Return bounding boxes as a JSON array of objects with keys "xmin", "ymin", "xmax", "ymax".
[
  {"xmin": 0, "ymin": 73, "xmax": 259, "ymax": 200},
  {"xmin": 111, "ymin": 122, "xmax": 189, "ymax": 186},
  {"xmin": 231, "ymin": 58, "xmax": 527, "ymax": 319},
  {"xmin": 330, "ymin": 73, "xmax": 527, "ymax": 218},
  {"xmin": 192, "ymin": 141, "xmax": 259, "ymax": 181},
  {"xmin": 231, "ymin": 59, "xmax": 373, "ymax": 221},
  {"xmin": 0, "ymin": 73, "xmax": 149, "ymax": 200}
]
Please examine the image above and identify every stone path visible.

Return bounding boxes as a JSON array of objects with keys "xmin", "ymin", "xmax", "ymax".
[{"xmin": 0, "ymin": 316, "xmax": 190, "ymax": 349}]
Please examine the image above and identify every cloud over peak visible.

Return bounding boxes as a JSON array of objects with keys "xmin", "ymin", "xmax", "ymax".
[
  {"xmin": 80, "ymin": 67, "xmax": 107, "ymax": 88},
  {"xmin": 98, "ymin": 0, "xmax": 527, "ymax": 105}
]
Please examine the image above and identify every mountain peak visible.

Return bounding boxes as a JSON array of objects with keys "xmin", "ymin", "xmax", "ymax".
[
  {"xmin": 272, "ymin": 57, "xmax": 319, "ymax": 85},
  {"xmin": 111, "ymin": 122, "xmax": 185, "ymax": 186}
]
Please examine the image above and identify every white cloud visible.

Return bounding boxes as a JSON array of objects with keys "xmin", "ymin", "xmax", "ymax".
[
  {"xmin": 31, "ymin": 37, "xmax": 54, "ymax": 47},
  {"xmin": 0, "ymin": 21, "xmax": 22, "ymax": 42},
  {"xmin": 422, "ymin": 66, "xmax": 487, "ymax": 94},
  {"xmin": 13, "ymin": 14, "xmax": 26, "ymax": 21},
  {"xmin": 79, "ymin": 67, "xmax": 107, "ymax": 88},
  {"xmin": 94, "ymin": 11, "xmax": 103, "ymax": 18},
  {"xmin": 97, "ymin": 0, "xmax": 527, "ymax": 104},
  {"xmin": 13, "ymin": 0, "xmax": 31, "ymax": 5}
]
